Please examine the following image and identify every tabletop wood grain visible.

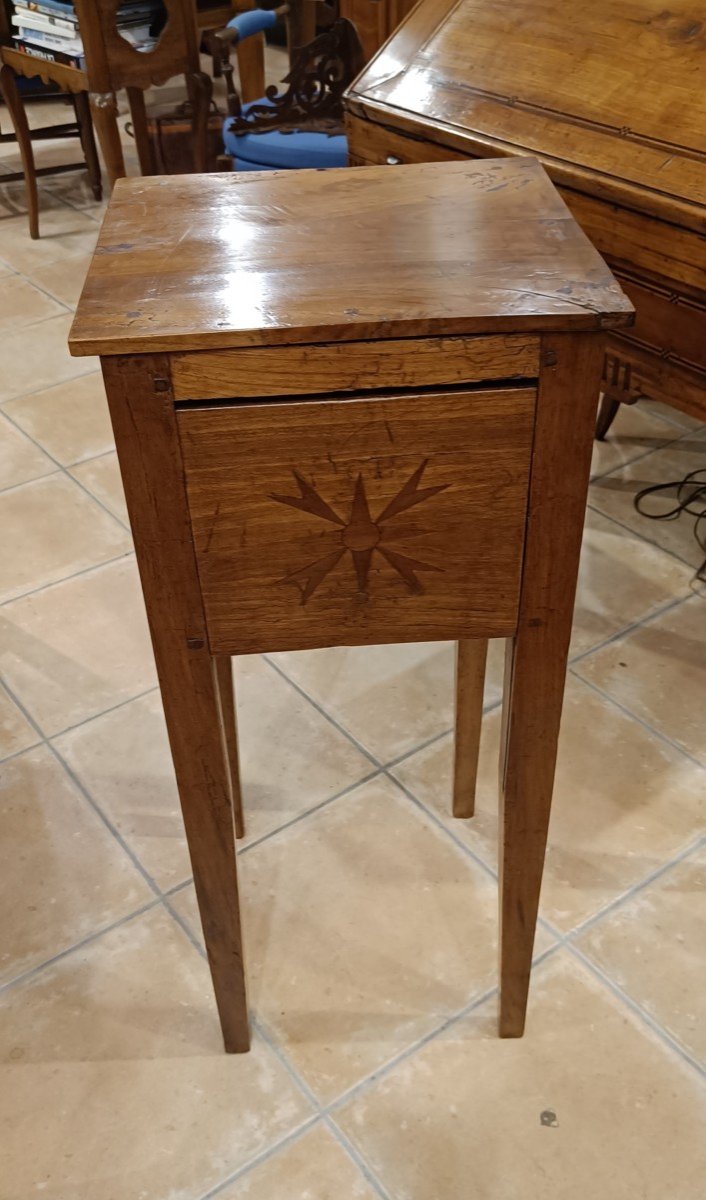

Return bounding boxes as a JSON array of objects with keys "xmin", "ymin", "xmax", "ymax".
[{"xmin": 69, "ymin": 158, "xmax": 633, "ymax": 357}]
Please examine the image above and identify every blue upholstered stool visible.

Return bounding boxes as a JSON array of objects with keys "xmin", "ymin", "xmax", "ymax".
[{"xmin": 219, "ymin": 8, "xmax": 349, "ymax": 172}]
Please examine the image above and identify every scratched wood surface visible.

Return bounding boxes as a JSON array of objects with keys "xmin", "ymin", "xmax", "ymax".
[
  {"xmin": 177, "ymin": 386, "xmax": 536, "ymax": 653},
  {"xmin": 69, "ymin": 158, "xmax": 632, "ymax": 358}
]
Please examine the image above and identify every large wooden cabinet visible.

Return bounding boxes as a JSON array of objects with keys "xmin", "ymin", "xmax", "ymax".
[
  {"xmin": 340, "ymin": 0, "xmax": 418, "ymax": 61},
  {"xmin": 345, "ymin": 0, "xmax": 706, "ymax": 425}
]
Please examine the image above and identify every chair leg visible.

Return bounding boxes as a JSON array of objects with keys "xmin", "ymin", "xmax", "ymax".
[
  {"xmin": 595, "ymin": 392, "xmax": 621, "ymax": 440},
  {"xmin": 89, "ymin": 90, "xmax": 126, "ymax": 188},
  {"xmin": 73, "ymin": 90, "xmax": 103, "ymax": 201},
  {"xmin": 453, "ymin": 638, "xmax": 487, "ymax": 818},
  {"xmin": 214, "ymin": 655, "xmax": 245, "ymax": 839},
  {"xmin": 187, "ymin": 70, "xmax": 212, "ymax": 173},
  {"xmin": 126, "ymin": 87, "xmax": 155, "ymax": 176},
  {"xmin": 0, "ymin": 63, "xmax": 39, "ymax": 238}
]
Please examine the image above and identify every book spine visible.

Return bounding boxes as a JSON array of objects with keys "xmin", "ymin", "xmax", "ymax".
[
  {"xmin": 14, "ymin": 25, "xmax": 83, "ymax": 53},
  {"xmin": 13, "ymin": 7, "xmax": 78, "ymax": 33},
  {"xmin": 12, "ymin": 38, "xmax": 84, "ymax": 69}
]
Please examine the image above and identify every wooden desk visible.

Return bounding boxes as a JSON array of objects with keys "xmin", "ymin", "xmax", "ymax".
[
  {"xmin": 70, "ymin": 159, "xmax": 631, "ymax": 1052},
  {"xmin": 345, "ymin": 0, "xmax": 706, "ymax": 433}
]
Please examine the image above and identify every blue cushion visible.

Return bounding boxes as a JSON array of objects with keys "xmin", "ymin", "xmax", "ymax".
[{"xmin": 223, "ymin": 107, "xmax": 348, "ymax": 170}]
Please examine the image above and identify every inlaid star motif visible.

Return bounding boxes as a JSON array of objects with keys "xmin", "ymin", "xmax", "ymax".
[{"xmin": 270, "ymin": 460, "xmax": 449, "ymax": 604}]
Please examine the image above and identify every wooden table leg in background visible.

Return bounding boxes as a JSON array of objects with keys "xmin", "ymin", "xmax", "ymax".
[
  {"xmin": 73, "ymin": 89, "xmax": 103, "ymax": 201},
  {"xmin": 102, "ymin": 354, "xmax": 250, "ymax": 1053},
  {"xmin": 498, "ymin": 333, "xmax": 602, "ymax": 1037},
  {"xmin": 453, "ymin": 638, "xmax": 488, "ymax": 819},
  {"xmin": 0, "ymin": 63, "xmax": 39, "ymax": 238}
]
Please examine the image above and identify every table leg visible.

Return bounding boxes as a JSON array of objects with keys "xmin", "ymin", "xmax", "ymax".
[
  {"xmin": 0, "ymin": 64, "xmax": 39, "ymax": 238},
  {"xmin": 102, "ymin": 354, "xmax": 249, "ymax": 1053},
  {"xmin": 214, "ymin": 655, "xmax": 245, "ymax": 839},
  {"xmin": 453, "ymin": 638, "xmax": 487, "ymax": 818},
  {"xmin": 73, "ymin": 90, "xmax": 103, "ymax": 201},
  {"xmin": 499, "ymin": 333, "xmax": 602, "ymax": 1037},
  {"xmin": 126, "ymin": 87, "xmax": 155, "ymax": 176},
  {"xmin": 89, "ymin": 91, "xmax": 126, "ymax": 188}
]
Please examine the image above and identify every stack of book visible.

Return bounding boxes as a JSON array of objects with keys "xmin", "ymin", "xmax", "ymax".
[{"xmin": 11, "ymin": 1, "xmax": 160, "ymax": 70}]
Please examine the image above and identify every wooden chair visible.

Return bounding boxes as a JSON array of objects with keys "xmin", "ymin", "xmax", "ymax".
[
  {"xmin": 214, "ymin": 2, "xmax": 364, "ymax": 171},
  {"xmin": 0, "ymin": 0, "xmax": 213, "ymax": 235}
]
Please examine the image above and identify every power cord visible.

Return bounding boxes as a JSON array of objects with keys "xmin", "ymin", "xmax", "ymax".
[{"xmin": 634, "ymin": 468, "xmax": 706, "ymax": 583}]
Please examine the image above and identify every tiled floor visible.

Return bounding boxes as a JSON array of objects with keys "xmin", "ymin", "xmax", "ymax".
[{"xmin": 1, "ymin": 90, "xmax": 705, "ymax": 1200}]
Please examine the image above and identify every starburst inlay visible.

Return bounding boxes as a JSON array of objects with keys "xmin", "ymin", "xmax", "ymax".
[{"xmin": 270, "ymin": 460, "xmax": 449, "ymax": 604}]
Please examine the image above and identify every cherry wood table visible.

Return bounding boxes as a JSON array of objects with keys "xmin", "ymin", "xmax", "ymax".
[
  {"xmin": 345, "ymin": 0, "xmax": 706, "ymax": 436},
  {"xmin": 69, "ymin": 159, "xmax": 632, "ymax": 1052}
]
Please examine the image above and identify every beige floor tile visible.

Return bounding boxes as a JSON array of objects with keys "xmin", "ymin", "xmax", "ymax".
[
  {"xmin": 570, "ymin": 508, "xmax": 693, "ymax": 656},
  {"xmin": 590, "ymin": 398, "xmax": 678, "ymax": 480},
  {"xmin": 577, "ymin": 845, "xmax": 706, "ymax": 1064},
  {"xmin": 1, "ymin": 371, "xmax": 113, "ymax": 466},
  {"xmin": 0, "ymin": 557, "xmax": 155, "ymax": 736},
  {"xmin": 0, "ymin": 203, "xmax": 99, "ymax": 274},
  {"xmin": 173, "ymin": 776, "xmax": 548, "ymax": 1105},
  {"xmin": 0, "ymin": 745, "xmax": 151, "ymax": 984},
  {"xmin": 576, "ymin": 594, "xmax": 706, "ymax": 765},
  {"xmin": 336, "ymin": 953, "xmax": 706, "ymax": 1200},
  {"xmin": 217, "ymin": 1125, "xmax": 379, "ymax": 1200},
  {"xmin": 25, "ymin": 250, "xmax": 94, "ymax": 308},
  {"xmin": 272, "ymin": 639, "xmax": 506, "ymax": 764},
  {"xmin": 70, "ymin": 449, "xmax": 128, "ymax": 523},
  {"xmin": 0, "ymin": 473, "xmax": 131, "ymax": 603},
  {"xmin": 55, "ymin": 657, "xmax": 373, "ymax": 888},
  {"xmin": 0, "ymin": 272, "xmax": 65, "ymax": 331},
  {"xmin": 0, "ymin": 411, "xmax": 55, "ymax": 490},
  {"xmin": 0, "ymin": 906, "xmax": 313, "ymax": 1200},
  {"xmin": 640, "ymin": 398, "xmax": 706, "ymax": 432},
  {"xmin": 393, "ymin": 675, "xmax": 705, "ymax": 931},
  {"xmin": 0, "ymin": 312, "xmax": 96, "ymax": 402},
  {"xmin": 589, "ymin": 431, "xmax": 706, "ymax": 568},
  {"xmin": 40, "ymin": 173, "xmax": 108, "ymax": 216},
  {"xmin": 0, "ymin": 681, "xmax": 38, "ymax": 759}
]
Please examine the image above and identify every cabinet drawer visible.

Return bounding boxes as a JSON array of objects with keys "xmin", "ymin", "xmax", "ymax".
[
  {"xmin": 346, "ymin": 113, "xmax": 466, "ymax": 166},
  {"xmin": 178, "ymin": 387, "xmax": 535, "ymax": 654}
]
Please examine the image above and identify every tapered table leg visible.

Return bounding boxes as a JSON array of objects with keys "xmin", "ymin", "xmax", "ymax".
[
  {"xmin": 499, "ymin": 333, "xmax": 602, "ymax": 1037},
  {"xmin": 102, "ymin": 354, "xmax": 249, "ymax": 1053},
  {"xmin": 453, "ymin": 638, "xmax": 488, "ymax": 818}
]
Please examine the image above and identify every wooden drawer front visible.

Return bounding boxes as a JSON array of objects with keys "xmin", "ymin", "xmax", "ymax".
[
  {"xmin": 170, "ymin": 335, "xmax": 540, "ymax": 401},
  {"xmin": 617, "ymin": 276, "xmax": 706, "ymax": 377},
  {"xmin": 346, "ymin": 114, "xmax": 466, "ymax": 166},
  {"xmin": 178, "ymin": 387, "xmax": 535, "ymax": 654}
]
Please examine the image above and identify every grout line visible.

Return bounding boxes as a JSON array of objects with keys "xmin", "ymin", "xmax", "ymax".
[
  {"xmin": 566, "ymin": 942, "xmax": 706, "ymax": 1078},
  {"xmin": 570, "ymin": 668, "xmax": 706, "ymax": 771},
  {"xmin": 0, "ymin": 549, "xmax": 134, "ymax": 608},
  {"xmin": 323, "ymin": 1115, "xmax": 394, "ymax": 1200},
  {"xmin": 0, "ymin": 404, "xmax": 130, "ymax": 531},
  {"xmin": 48, "ymin": 738, "xmax": 164, "ymax": 895},
  {"xmin": 195, "ymin": 1117, "xmax": 323, "ymax": 1200},
  {"xmin": 0, "ymin": 895, "xmax": 162, "ymax": 997},
  {"xmin": 383, "ymin": 723, "xmax": 454, "ymax": 769},
  {"xmin": 47, "ymin": 683, "xmax": 159, "ymax": 743},
  {"xmin": 237, "ymin": 767, "xmax": 384, "ymax": 857},
  {"xmin": 14, "ymin": 271, "xmax": 73, "ymax": 314},
  {"xmin": 568, "ymin": 591, "xmax": 694, "ymax": 668},
  {"xmin": 588, "ymin": 424, "xmax": 693, "ymax": 485},
  {"xmin": 262, "ymin": 655, "xmax": 381, "ymax": 769},
  {"xmin": 564, "ymin": 833, "xmax": 706, "ymax": 942},
  {"xmin": 585, "ymin": 500, "xmax": 700, "ymax": 572}
]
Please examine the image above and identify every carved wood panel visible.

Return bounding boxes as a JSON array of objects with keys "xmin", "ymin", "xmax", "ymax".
[{"xmin": 178, "ymin": 386, "xmax": 536, "ymax": 653}]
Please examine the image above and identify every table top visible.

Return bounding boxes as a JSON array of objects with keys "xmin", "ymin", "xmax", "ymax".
[
  {"xmin": 346, "ymin": 0, "xmax": 706, "ymax": 230},
  {"xmin": 69, "ymin": 158, "xmax": 632, "ymax": 358}
]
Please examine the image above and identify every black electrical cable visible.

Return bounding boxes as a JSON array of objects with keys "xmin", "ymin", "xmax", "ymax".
[{"xmin": 633, "ymin": 468, "xmax": 706, "ymax": 583}]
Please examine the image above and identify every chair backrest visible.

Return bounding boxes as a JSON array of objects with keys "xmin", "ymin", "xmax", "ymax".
[{"xmin": 73, "ymin": 0, "xmax": 202, "ymax": 93}]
